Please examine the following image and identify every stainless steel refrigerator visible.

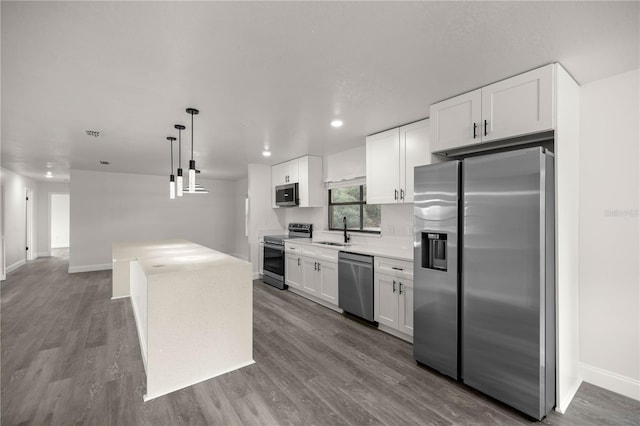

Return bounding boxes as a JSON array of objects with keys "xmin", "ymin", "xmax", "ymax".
[{"xmin": 413, "ymin": 147, "xmax": 555, "ymax": 420}]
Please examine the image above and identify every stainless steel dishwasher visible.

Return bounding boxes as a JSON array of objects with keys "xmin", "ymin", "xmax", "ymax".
[{"xmin": 338, "ymin": 251, "xmax": 375, "ymax": 322}]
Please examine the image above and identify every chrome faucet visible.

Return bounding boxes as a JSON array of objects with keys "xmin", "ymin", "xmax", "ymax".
[{"xmin": 343, "ymin": 216, "xmax": 350, "ymax": 244}]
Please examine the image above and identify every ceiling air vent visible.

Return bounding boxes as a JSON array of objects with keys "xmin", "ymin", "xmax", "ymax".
[{"xmin": 85, "ymin": 130, "xmax": 100, "ymax": 137}]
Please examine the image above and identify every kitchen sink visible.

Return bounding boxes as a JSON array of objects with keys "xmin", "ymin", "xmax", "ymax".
[{"xmin": 314, "ymin": 241, "xmax": 348, "ymax": 247}]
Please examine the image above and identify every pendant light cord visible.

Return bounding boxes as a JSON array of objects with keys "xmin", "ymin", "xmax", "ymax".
[
  {"xmin": 190, "ymin": 112, "xmax": 194, "ymax": 161},
  {"xmin": 170, "ymin": 140, "xmax": 174, "ymax": 173},
  {"xmin": 178, "ymin": 129, "xmax": 181, "ymax": 168}
]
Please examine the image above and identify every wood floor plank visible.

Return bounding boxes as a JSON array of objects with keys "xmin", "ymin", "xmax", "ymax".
[{"xmin": 2, "ymin": 253, "xmax": 639, "ymax": 426}]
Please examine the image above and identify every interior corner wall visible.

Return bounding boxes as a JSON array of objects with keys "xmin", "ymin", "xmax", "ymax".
[
  {"xmin": 247, "ymin": 164, "xmax": 285, "ymax": 278},
  {"xmin": 69, "ymin": 170, "xmax": 236, "ymax": 272},
  {"xmin": 578, "ymin": 68, "xmax": 640, "ymax": 400},
  {"xmin": 232, "ymin": 178, "xmax": 249, "ymax": 260},
  {"xmin": 35, "ymin": 181, "xmax": 70, "ymax": 257},
  {"xmin": 1, "ymin": 168, "xmax": 38, "ymax": 273}
]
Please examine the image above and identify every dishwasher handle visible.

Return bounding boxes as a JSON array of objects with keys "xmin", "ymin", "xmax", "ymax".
[{"xmin": 338, "ymin": 251, "xmax": 373, "ymax": 265}]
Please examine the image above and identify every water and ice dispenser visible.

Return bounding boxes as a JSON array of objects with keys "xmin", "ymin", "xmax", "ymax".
[{"xmin": 421, "ymin": 232, "xmax": 448, "ymax": 271}]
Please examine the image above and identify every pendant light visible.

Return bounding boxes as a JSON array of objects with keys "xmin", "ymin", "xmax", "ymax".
[
  {"xmin": 186, "ymin": 107, "xmax": 199, "ymax": 193},
  {"xmin": 167, "ymin": 136, "xmax": 176, "ymax": 199},
  {"xmin": 174, "ymin": 124, "xmax": 186, "ymax": 197}
]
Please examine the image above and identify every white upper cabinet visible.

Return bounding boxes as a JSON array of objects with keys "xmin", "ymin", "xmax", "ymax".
[
  {"xmin": 430, "ymin": 64, "xmax": 555, "ymax": 154},
  {"xmin": 272, "ymin": 160, "xmax": 299, "ymax": 186},
  {"xmin": 272, "ymin": 155, "xmax": 323, "ymax": 208},
  {"xmin": 366, "ymin": 128, "xmax": 400, "ymax": 205},
  {"xmin": 401, "ymin": 119, "xmax": 431, "ymax": 203},
  {"xmin": 366, "ymin": 118, "xmax": 430, "ymax": 205},
  {"xmin": 481, "ymin": 65, "xmax": 553, "ymax": 142},
  {"xmin": 430, "ymin": 89, "xmax": 482, "ymax": 153}
]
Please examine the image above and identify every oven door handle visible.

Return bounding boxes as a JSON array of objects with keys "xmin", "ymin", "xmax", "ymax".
[{"xmin": 263, "ymin": 242, "xmax": 284, "ymax": 251}]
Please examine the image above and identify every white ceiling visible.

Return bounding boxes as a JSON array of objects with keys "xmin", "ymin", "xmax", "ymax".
[{"xmin": 2, "ymin": 1, "xmax": 638, "ymax": 182}]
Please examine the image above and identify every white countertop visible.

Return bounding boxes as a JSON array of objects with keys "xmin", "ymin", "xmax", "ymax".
[{"xmin": 286, "ymin": 238, "xmax": 413, "ymax": 262}]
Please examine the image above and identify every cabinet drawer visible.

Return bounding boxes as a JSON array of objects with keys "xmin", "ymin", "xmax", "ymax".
[
  {"xmin": 301, "ymin": 245, "xmax": 338, "ymax": 262},
  {"xmin": 375, "ymin": 257, "xmax": 413, "ymax": 280},
  {"xmin": 285, "ymin": 243, "xmax": 301, "ymax": 254},
  {"xmin": 316, "ymin": 247, "xmax": 338, "ymax": 263}
]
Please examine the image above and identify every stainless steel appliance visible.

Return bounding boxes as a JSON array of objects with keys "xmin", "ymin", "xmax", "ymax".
[
  {"xmin": 263, "ymin": 223, "xmax": 312, "ymax": 289},
  {"xmin": 413, "ymin": 147, "xmax": 555, "ymax": 420},
  {"xmin": 275, "ymin": 183, "xmax": 299, "ymax": 207},
  {"xmin": 338, "ymin": 251, "xmax": 374, "ymax": 322}
]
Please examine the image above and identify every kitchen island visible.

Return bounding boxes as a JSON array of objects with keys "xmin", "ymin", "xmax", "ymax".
[{"xmin": 113, "ymin": 240, "xmax": 253, "ymax": 401}]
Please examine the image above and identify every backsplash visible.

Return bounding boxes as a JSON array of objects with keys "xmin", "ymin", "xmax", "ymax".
[{"xmin": 280, "ymin": 202, "xmax": 414, "ymax": 250}]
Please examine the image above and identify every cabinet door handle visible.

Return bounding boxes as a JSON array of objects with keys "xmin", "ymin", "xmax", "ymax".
[
  {"xmin": 391, "ymin": 266, "xmax": 403, "ymax": 271},
  {"xmin": 400, "ymin": 189, "xmax": 404, "ymax": 200},
  {"xmin": 484, "ymin": 119, "xmax": 488, "ymax": 136},
  {"xmin": 297, "ymin": 258, "xmax": 300, "ymax": 266},
  {"xmin": 317, "ymin": 262, "xmax": 321, "ymax": 271},
  {"xmin": 399, "ymin": 282, "xmax": 403, "ymax": 295},
  {"xmin": 394, "ymin": 189, "xmax": 398, "ymax": 200},
  {"xmin": 473, "ymin": 122, "xmax": 477, "ymax": 139},
  {"xmin": 392, "ymin": 280, "xmax": 396, "ymax": 293},
  {"xmin": 314, "ymin": 262, "xmax": 317, "ymax": 271}
]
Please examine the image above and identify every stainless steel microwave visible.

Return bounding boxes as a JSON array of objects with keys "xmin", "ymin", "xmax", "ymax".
[{"xmin": 275, "ymin": 183, "xmax": 299, "ymax": 207}]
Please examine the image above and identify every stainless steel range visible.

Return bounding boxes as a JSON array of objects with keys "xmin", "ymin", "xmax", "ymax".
[{"xmin": 262, "ymin": 223, "xmax": 312, "ymax": 289}]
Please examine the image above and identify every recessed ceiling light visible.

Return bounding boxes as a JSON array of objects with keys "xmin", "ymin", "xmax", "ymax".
[
  {"xmin": 99, "ymin": 160, "xmax": 109, "ymax": 165},
  {"xmin": 262, "ymin": 150, "xmax": 272, "ymax": 157},
  {"xmin": 331, "ymin": 120, "xmax": 343, "ymax": 128},
  {"xmin": 86, "ymin": 130, "xmax": 100, "ymax": 137},
  {"xmin": 45, "ymin": 171, "xmax": 52, "ymax": 178}
]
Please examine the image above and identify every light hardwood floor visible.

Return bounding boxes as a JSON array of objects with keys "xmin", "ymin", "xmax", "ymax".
[{"xmin": 2, "ymin": 254, "xmax": 639, "ymax": 425}]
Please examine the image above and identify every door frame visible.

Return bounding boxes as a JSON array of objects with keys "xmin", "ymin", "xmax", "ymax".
[{"xmin": 25, "ymin": 188, "xmax": 35, "ymax": 261}]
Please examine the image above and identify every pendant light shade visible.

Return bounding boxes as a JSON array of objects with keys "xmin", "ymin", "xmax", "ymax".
[
  {"xmin": 167, "ymin": 136, "xmax": 176, "ymax": 199},
  {"xmin": 175, "ymin": 124, "xmax": 186, "ymax": 197},
  {"xmin": 186, "ymin": 108, "xmax": 199, "ymax": 193}
]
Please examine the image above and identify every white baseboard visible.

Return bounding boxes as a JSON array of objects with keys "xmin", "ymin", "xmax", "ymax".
[
  {"xmin": 37, "ymin": 251, "xmax": 51, "ymax": 258},
  {"xmin": 68, "ymin": 263, "xmax": 112, "ymax": 273},
  {"xmin": 51, "ymin": 243, "xmax": 69, "ymax": 249},
  {"xmin": 111, "ymin": 295, "xmax": 130, "ymax": 300},
  {"xmin": 252, "ymin": 272, "xmax": 260, "ymax": 280},
  {"xmin": 6, "ymin": 259, "xmax": 26, "ymax": 274},
  {"xmin": 580, "ymin": 362, "xmax": 640, "ymax": 401},
  {"xmin": 556, "ymin": 377, "xmax": 582, "ymax": 413}
]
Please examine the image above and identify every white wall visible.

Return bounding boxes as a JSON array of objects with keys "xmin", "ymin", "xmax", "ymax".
[
  {"xmin": 579, "ymin": 69, "xmax": 639, "ymax": 400},
  {"xmin": 232, "ymin": 178, "xmax": 249, "ymax": 260},
  {"xmin": 1, "ymin": 168, "xmax": 38, "ymax": 274},
  {"xmin": 35, "ymin": 181, "xmax": 70, "ymax": 256},
  {"xmin": 69, "ymin": 170, "xmax": 236, "ymax": 272},
  {"xmin": 51, "ymin": 193, "xmax": 70, "ymax": 248}
]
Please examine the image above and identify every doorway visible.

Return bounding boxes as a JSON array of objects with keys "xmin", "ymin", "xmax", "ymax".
[{"xmin": 50, "ymin": 193, "xmax": 70, "ymax": 256}]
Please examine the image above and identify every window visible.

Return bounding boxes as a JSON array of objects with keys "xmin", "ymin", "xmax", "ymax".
[{"xmin": 328, "ymin": 185, "xmax": 381, "ymax": 233}]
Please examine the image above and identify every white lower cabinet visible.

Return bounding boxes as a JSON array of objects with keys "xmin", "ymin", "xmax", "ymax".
[
  {"xmin": 302, "ymin": 257, "xmax": 319, "ymax": 295},
  {"xmin": 318, "ymin": 261, "xmax": 338, "ymax": 305},
  {"xmin": 374, "ymin": 256, "xmax": 414, "ymax": 342},
  {"xmin": 375, "ymin": 273, "xmax": 398, "ymax": 328},
  {"xmin": 285, "ymin": 252, "xmax": 303, "ymax": 290},
  {"xmin": 284, "ymin": 242, "xmax": 339, "ymax": 309}
]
